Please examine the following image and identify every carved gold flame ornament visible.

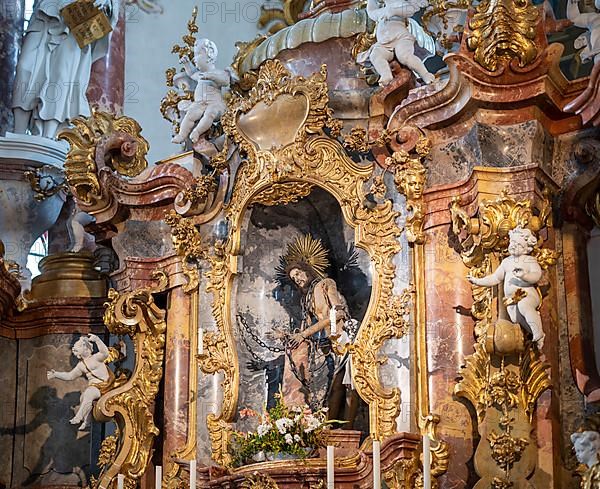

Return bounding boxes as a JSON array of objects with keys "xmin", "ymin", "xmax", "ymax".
[{"xmin": 467, "ymin": 0, "xmax": 539, "ymax": 71}]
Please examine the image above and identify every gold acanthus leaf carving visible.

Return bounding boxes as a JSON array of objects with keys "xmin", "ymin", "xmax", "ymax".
[
  {"xmin": 161, "ymin": 8, "xmax": 199, "ymax": 132},
  {"xmin": 384, "ymin": 454, "xmax": 420, "ymax": 489},
  {"xmin": 164, "ymin": 210, "xmax": 208, "ymax": 263},
  {"xmin": 343, "ymin": 126, "xmax": 371, "ymax": 153},
  {"xmin": 520, "ymin": 346, "xmax": 552, "ymax": 423},
  {"xmin": 467, "ymin": 0, "xmax": 539, "ymax": 72},
  {"xmin": 253, "ymin": 182, "xmax": 314, "ymax": 206},
  {"xmin": 94, "ymin": 271, "xmax": 168, "ymax": 489},
  {"xmin": 59, "ymin": 110, "xmax": 149, "ymax": 208},
  {"xmin": 199, "ymin": 239, "xmax": 238, "ymax": 467},
  {"xmin": 241, "ymin": 473, "xmax": 280, "ymax": 489}
]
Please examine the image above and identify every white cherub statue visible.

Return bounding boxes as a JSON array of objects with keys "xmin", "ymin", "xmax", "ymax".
[
  {"xmin": 567, "ymin": 0, "xmax": 600, "ymax": 64},
  {"xmin": 573, "ymin": 431, "xmax": 600, "ymax": 469},
  {"xmin": 358, "ymin": 0, "xmax": 436, "ymax": 86},
  {"xmin": 468, "ymin": 226, "xmax": 545, "ymax": 349},
  {"xmin": 171, "ymin": 38, "xmax": 230, "ymax": 145},
  {"xmin": 47, "ymin": 334, "xmax": 111, "ymax": 430}
]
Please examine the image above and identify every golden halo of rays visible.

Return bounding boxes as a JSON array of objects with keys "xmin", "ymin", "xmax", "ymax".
[{"xmin": 279, "ymin": 234, "xmax": 330, "ymax": 280}]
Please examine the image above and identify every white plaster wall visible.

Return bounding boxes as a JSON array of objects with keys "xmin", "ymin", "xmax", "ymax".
[{"xmin": 124, "ymin": 1, "xmax": 261, "ymax": 164}]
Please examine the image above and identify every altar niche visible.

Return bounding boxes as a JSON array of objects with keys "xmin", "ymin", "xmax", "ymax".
[{"xmin": 233, "ymin": 187, "xmax": 372, "ymax": 435}]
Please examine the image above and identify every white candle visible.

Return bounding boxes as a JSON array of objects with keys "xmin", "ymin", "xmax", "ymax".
[
  {"xmin": 373, "ymin": 440, "xmax": 381, "ymax": 489},
  {"xmin": 190, "ymin": 460, "xmax": 196, "ymax": 488},
  {"xmin": 327, "ymin": 445, "xmax": 335, "ymax": 488},
  {"xmin": 423, "ymin": 435, "xmax": 431, "ymax": 489},
  {"xmin": 117, "ymin": 474, "xmax": 124, "ymax": 489},
  {"xmin": 155, "ymin": 466, "xmax": 162, "ymax": 489},
  {"xmin": 198, "ymin": 327, "xmax": 204, "ymax": 355},
  {"xmin": 329, "ymin": 308, "xmax": 337, "ymax": 336}
]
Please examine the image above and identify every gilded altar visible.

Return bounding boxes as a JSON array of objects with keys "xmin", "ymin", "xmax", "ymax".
[{"xmin": 3, "ymin": 0, "xmax": 600, "ymax": 488}]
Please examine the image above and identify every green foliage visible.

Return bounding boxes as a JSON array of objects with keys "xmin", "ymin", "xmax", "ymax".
[{"xmin": 229, "ymin": 394, "xmax": 342, "ymax": 467}]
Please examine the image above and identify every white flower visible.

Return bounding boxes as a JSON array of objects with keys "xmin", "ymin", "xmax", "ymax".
[
  {"xmin": 294, "ymin": 434, "xmax": 302, "ymax": 443},
  {"xmin": 275, "ymin": 418, "xmax": 294, "ymax": 434},
  {"xmin": 304, "ymin": 415, "xmax": 320, "ymax": 433},
  {"xmin": 284, "ymin": 433, "xmax": 294, "ymax": 444},
  {"xmin": 257, "ymin": 423, "xmax": 272, "ymax": 436}
]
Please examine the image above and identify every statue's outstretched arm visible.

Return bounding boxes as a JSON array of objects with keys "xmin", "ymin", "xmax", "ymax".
[
  {"xmin": 567, "ymin": 0, "xmax": 598, "ymax": 28},
  {"xmin": 470, "ymin": 263, "xmax": 506, "ymax": 287},
  {"xmin": 51, "ymin": 364, "xmax": 84, "ymax": 381}
]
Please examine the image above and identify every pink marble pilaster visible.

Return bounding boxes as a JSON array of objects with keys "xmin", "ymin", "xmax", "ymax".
[
  {"xmin": 87, "ymin": 2, "xmax": 126, "ymax": 115},
  {"xmin": 162, "ymin": 285, "xmax": 193, "ymax": 466}
]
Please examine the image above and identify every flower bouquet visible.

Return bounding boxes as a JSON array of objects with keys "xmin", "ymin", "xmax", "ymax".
[{"xmin": 230, "ymin": 394, "xmax": 339, "ymax": 467}]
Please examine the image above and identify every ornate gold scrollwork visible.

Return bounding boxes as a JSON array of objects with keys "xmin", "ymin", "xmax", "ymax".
[
  {"xmin": 240, "ymin": 473, "xmax": 280, "ymax": 489},
  {"xmin": 450, "ymin": 190, "xmax": 554, "ymax": 487},
  {"xmin": 383, "ymin": 454, "xmax": 420, "ymax": 489},
  {"xmin": 389, "ymin": 137, "xmax": 449, "ymax": 485},
  {"xmin": 59, "ymin": 110, "xmax": 149, "ymax": 207},
  {"xmin": 197, "ymin": 59, "xmax": 405, "ymax": 464},
  {"xmin": 164, "ymin": 210, "xmax": 208, "ymax": 264},
  {"xmin": 466, "ymin": 0, "xmax": 539, "ymax": 71},
  {"xmin": 92, "ymin": 271, "xmax": 168, "ymax": 489}
]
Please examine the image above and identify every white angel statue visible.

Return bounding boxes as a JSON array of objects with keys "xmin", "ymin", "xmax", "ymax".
[
  {"xmin": 567, "ymin": 0, "xmax": 600, "ymax": 64},
  {"xmin": 358, "ymin": 0, "xmax": 436, "ymax": 86},
  {"xmin": 171, "ymin": 38, "xmax": 230, "ymax": 145},
  {"xmin": 47, "ymin": 334, "xmax": 112, "ymax": 430},
  {"xmin": 468, "ymin": 226, "xmax": 545, "ymax": 349},
  {"xmin": 12, "ymin": 0, "xmax": 119, "ymax": 139}
]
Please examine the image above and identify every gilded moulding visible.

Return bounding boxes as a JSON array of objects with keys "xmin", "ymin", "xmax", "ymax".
[
  {"xmin": 92, "ymin": 271, "xmax": 168, "ymax": 489},
  {"xmin": 450, "ymin": 191, "xmax": 554, "ymax": 487},
  {"xmin": 387, "ymin": 136, "xmax": 449, "ymax": 486},
  {"xmin": 200, "ymin": 59, "xmax": 406, "ymax": 465}
]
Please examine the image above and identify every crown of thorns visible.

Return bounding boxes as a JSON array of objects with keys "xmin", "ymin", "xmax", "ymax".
[{"xmin": 275, "ymin": 235, "xmax": 330, "ymax": 285}]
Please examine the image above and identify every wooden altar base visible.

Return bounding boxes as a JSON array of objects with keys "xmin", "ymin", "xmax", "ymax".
[{"xmin": 204, "ymin": 433, "xmax": 420, "ymax": 488}]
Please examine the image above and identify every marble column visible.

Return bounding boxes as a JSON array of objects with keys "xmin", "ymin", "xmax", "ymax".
[
  {"xmin": 87, "ymin": 2, "xmax": 126, "ymax": 115},
  {"xmin": 163, "ymin": 285, "xmax": 192, "ymax": 467},
  {"xmin": 0, "ymin": 0, "xmax": 24, "ymax": 135}
]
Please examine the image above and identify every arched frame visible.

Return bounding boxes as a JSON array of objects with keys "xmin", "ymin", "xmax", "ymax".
[{"xmin": 199, "ymin": 60, "xmax": 411, "ymax": 466}]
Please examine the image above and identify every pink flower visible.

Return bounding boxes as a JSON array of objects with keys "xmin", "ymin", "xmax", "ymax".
[{"xmin": 239, "ymin": 408, "xmax": 257, "ymax": 419}]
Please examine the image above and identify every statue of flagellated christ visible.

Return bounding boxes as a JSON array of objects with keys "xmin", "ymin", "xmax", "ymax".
[{"xmin": 274, "ymin": 235, "xmax": 356, "ymax": 415}]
